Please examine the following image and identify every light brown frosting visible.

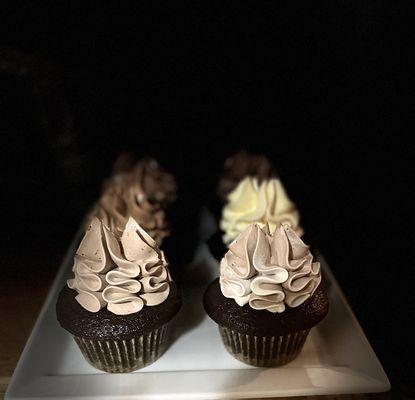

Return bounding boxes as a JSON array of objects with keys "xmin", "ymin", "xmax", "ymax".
[
  {"xmin": 68, "ymin": 217, "xmax": 171, "ymax": 315},
  {"xmin": 220, "ymin": 224, "xmax": 321, "ymax": 313}
]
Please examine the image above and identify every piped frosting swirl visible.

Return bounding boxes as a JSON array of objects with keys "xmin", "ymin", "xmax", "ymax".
[
  {"xmin": 220, "ymin": 224, "xmax": 321, "ymax": 313},
  {"xmin": 220, "ymin": 177, "xmax": 303, "ymax": 244},
  {"xmin": 87, "ymin": 158, "xmax": 176, "ymax": 245},
  {"xmin": 68, "ymin": 217, "xmax": 171, "ymax": 315}
]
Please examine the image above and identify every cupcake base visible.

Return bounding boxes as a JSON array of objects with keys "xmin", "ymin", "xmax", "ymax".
[
  {"xmin": 204, "ymin": 279, "xmax": 329, "ymax": 367},
  {"xmin": 219, "ymin": 326, "xmax": 310, "ymax": 367},
  {"xmin": 74, "ymin": 324, "xmax": 169, "ymax": 373},
  {"xmin": 57, "ymin": 284, "xmax": 181, "ymax": 373}
]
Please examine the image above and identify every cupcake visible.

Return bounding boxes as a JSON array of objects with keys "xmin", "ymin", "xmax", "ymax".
[
  {"xmin": 87, "ymin": 157, "xmax": 177, "ymax": 246},
  {"xmin": 56, "ymin": 217, "xmax": 181, "ymax": 373},
  {"xmin": 204, "ymin": 223, "xmax": 328, "ymax": 367},
  {"xmin": 106, "ymin": 156, "xmax": 177, "ymax": 209},
  {"xmin": 208, "ymin": 175, "xmax": 302, "ymax": 260}
]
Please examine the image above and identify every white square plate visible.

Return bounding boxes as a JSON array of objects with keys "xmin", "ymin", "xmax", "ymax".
[{"xmin": 6, "ymin": 226, "xmax": 390, "ymax": 399}]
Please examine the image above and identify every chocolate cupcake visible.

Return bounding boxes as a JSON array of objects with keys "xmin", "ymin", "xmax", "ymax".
[
  {"xmin": 87, "ymin": 158, "xmax": 177, "ymax": 246},
  {"xmin": 204, "ymin": 223, "xmax": 328, "ymax": 367},
  {"xmin": 56, "ymin": 217, "xmax": 181, "ymax": 373}
]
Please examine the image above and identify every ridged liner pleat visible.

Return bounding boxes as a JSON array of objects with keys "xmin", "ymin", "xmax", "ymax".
[
  {"xmin": 219, "ymin": 326, "xmax": 310, "ymax": 367},
  {"xmin": 73, "ymin": 324, "xmax": 169, "ymax": 373}
]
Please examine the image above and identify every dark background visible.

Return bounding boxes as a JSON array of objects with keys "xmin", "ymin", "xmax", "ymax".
[{"xmin": 1, "ymin": 2, "xmax": 414, "ymax": 398}]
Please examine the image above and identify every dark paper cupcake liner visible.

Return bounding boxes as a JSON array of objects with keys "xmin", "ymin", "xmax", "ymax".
[
  {"xmin": 219, "ymin": 326, "xmax": 310, "ymax": 367},
  {"xmin": 73, "ymin": 324, "xmax": 169, "ymax": 373}
]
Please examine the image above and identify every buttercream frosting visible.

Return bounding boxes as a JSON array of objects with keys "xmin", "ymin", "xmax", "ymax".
[
  {"xmin": 88, "ymin": 157, "xmax": 176, "ymax": 244},
  {"xmin": 220, "ymin": 177, "xmax": 303, "ymax": 244},
  {"xmin": 88, "ymin": 174, "xmax": 169, "ymax": 245},
  {"xmin": 219, "ymin": 224, "xmax": 321, "ymax": 313},
  {"xmin": 68, "ymin": 217, "xmax": 171, "ymax": 315}
]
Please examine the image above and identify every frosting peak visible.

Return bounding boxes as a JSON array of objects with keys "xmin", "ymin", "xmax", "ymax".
[
  {"xmin": 220, "ymin": 224, "xmax": 321, "ymax": 313},
  {"xmin": 220, "ymin": 177, "xmax": 303, "ymax": 244},
  {"xmin": 68, "ymin": 217, "xmax": 171, "ymax": 315}
]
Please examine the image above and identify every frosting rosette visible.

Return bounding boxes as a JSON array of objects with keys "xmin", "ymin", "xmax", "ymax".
[
  {"xmin": 220, "ymin": 176, "xmax": 303, "ymax": 244},
  {"xmin": 68, "ymin": 217, "xmax": 171, "ymax": 315},
  {"xmin": 91, "ymin": 182, "xmax": 170, "ymax": 245},
  {"xmin": 87, "ymin": 157, "xmax": 176, "ymax": 245},
  {"xmin": 88, "ymin": 173, "xmax": 169, "ymax": 245},
  {"xmin": 219, "ymin": 223, "xmax": 321, "ymax": 313}
]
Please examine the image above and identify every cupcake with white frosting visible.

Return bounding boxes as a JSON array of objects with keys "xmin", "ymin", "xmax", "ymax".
[
  {"xmin": 56, "ymin": 217, "xmax": 181, "ymax": 373},
  {"xmin": 204, "ymin": 223, "xmax": 328, "ymax": 367},
  {"xmin": 208, "ymin": 175, "xmax": 303, "ymax": 260},
  {"xmin": 221, "ymin": 176, "xmax": 303, "ymax": 244}
]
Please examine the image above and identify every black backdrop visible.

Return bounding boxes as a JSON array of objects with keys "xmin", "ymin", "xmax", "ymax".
[{"xmin": 1, "ymin": 2, "xmax": 414, "ymax": 396}]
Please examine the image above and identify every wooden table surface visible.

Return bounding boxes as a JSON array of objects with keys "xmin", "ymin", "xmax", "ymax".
[{"xmin": 0, "ymin": 253, "xmax": 392, "ymax": 400}]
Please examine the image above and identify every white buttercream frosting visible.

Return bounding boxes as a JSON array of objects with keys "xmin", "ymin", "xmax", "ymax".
[
  {"xmin": 220, "ymin": 177, "xmax": 303, "ymax": 244},
  {"xmin": 219, "ymin": 223, "xmax": 321, "ymax": 313},
  {"xmin": 68, "ymin": 217, "xmax": 171, "ymax": 315}
]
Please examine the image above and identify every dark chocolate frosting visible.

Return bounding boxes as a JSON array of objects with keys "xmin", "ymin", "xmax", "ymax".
[
  {"xmin": 56, "ymin": 283, "xmax": 181, "ymax": 340},
  {"xmin": 217, "ymin": 150, "xmax": 277, "ymax": 201},
  {"xmin": 204, "ymin": 279, "xmax": 329, "ymax": 336}
]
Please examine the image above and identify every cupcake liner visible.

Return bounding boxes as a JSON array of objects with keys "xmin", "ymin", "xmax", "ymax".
[
  {"xmin": 219, "ymin": 326, "xmax": 310, "ymax": 367},
  {"xmin": 73, "ymin": 323, "xmax": 169, "ymax": 373}
]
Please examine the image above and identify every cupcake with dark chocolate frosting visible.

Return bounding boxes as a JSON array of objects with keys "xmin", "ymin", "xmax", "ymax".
[
  {"xmin": 204, "ymin": 223, "xmax": 328, "ymax": 367},
  {"xmin": 56, "ymin": 217, "xmax": 181, "ymax": 373}
]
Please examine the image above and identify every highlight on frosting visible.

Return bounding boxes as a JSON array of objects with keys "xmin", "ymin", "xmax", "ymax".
[
  {"xmin": 220, "ymin": 176, "xmax": 303, "ymax": 244},
  {"xmin": 68, "ymin": 217, "xmax": 171, "ymax": 315},
  {"xmin": 219, "ymin": 223, "xmax": 321, "ymax": 313},
  {"xmin": 87, "ymin": 158, "xmax": 176, "ymax": 245}
]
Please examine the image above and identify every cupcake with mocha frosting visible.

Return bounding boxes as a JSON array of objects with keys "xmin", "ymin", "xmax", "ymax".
[
  {"xmin": 88, "ymin": 158, "xmax": 177, "ymax": 246},
  {"xmin": 56, "ymin": 217, "xmax": 181, "ymax": 373},
  {"xmin": 204, "ymin": 223, "xmax": 328, "ymax": 367},
  {"xmin": 108, "ymin": 156, "xmax": 177, "ymax": 209}
]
